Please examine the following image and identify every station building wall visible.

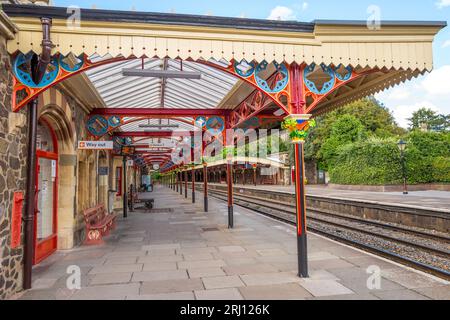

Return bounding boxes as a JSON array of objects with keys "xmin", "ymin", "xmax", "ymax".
[
  {"xmin": 0, "ymin": 27, "xmax": 29, "ymax": 299},
  {"xmin": 0, "ymin": 22, "xmax": 127, "ymax": 298}
]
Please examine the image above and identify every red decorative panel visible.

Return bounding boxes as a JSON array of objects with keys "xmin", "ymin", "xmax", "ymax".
[{"xmin": 11, "ymin": 191, "xmax": 24, "ymax": 249}]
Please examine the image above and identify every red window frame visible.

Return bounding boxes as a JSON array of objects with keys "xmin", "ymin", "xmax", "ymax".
[{"xmin": 116, "ymin": 166, "xmax": 122, "ymax": 196}]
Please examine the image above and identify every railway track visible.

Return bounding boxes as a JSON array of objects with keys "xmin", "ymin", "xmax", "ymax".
[{"xmin": 205, "ymin": 188, "xmax": 450, "ymax": 280}]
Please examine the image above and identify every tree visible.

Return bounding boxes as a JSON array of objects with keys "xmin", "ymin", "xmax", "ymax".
[
  {"xmin": 335, "ymin": 97, "xmax": 405, "ymax": 136},
  {"xmin": 304, "ymin": 97, "xmax": 404, "ymax": 166},
  {"xmin": 407, "ymin": 108, "xmax": 449, "ymax": 131}
]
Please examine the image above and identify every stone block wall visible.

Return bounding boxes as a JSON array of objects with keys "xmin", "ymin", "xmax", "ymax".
[{"xmin": 0, "ymin": 34, "xmax": 29, "ymax": 300}]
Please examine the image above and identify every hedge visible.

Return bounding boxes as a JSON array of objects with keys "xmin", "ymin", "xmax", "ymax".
[
  {"xmin": 329, "ymin": 132, "xmax": 450, "ymax": 185},
  {"xmin": 329, "ymin": 138, "xmax": 403, "ymax": 185}
]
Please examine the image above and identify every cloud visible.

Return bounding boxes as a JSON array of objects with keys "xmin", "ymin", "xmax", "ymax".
[
  {"xmin": 391, "ymin": 101, "xmax": 441, "ymax": 128},
  {"xmin": 376, "ymin": 65, "xmax": 450, "ymax": 128},
  {"xmin": 267, "ymin": 6, "xmax": 296, "ymax": 21},
  {"xmin": 422, "ymin": 65, "xmax": 450, "ymax": 95},
  {"xmin": 443, "ymin": 40, "xmax": 450, "ymax": 48},
  {"xmin": 302, "ymin": 2, "xmax": 309, "ymax": 11},
  {"xmin": 387, "ymin": 87, "xmax": 411, "ymax": 100},
  {"xmin": 436, "ymin": 0, "xmax": 450, "ymax": 8}
]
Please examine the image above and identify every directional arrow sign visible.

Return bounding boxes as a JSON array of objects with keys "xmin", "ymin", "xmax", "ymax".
[{"xmin": 78, "ymin": 141, "xmax": 114, "ymax": 150}]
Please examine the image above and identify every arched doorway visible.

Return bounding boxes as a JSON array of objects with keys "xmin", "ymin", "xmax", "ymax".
[
  {"xmin": 37, "ymin": 89, "xmax": 78, "ymax": 255},
  {"xmin": 34, "ymin": 119, "xmax": 58, "ymax": 264}
]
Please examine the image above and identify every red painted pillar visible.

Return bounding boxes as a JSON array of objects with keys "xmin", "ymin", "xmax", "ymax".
[
  {"xmin": 191, "ymin": 167, "xmax": 195, "ymax": 203},
  {"xmin": 179, "ymin": 170, "xmax": 183, "ymax": 195},
  {"xmin": 203, "ymin": 163, "xmax": 208, "ymax": 212},
  {"xmin": 294, "ymin": 142, "xmax": 308, "ymax": 277},
  {"xmin": 226, "ymin": 158, "xmax": 233, "ymax": 228},
  {"xmin": 184, "ymin": 170, "xmax": 188, "ymax": 198},
  {"xmin": 289, "ymin": 63, "xmax": 309, "ymax": 278}
]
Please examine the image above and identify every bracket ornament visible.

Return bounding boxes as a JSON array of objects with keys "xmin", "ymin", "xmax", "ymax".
[{"xmin": 282, "ymin": 114, "xmax": 316, "ymax": 143}]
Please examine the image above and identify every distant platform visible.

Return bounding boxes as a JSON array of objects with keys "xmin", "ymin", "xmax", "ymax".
[
  {"xmin": 14, "ymin": 186, "xmax": 449, "ymax": 300},
  {"xmin": 224, "ymin": 184, "xmax": 450, "ymax": 212}
]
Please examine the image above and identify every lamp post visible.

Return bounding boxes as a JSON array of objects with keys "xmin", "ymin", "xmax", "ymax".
[{"xmin": 398, "ymin": 139, "xmax": 408, "ymax": 195}]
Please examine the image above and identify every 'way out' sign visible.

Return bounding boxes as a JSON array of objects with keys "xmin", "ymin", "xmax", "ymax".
[{"xmin": 78, "ymin": 141, "xmax": 114, "ymax": 150}]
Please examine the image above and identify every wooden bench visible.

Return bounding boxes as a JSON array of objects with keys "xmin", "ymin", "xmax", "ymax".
[{"xmin": 82, "ymin": 204, "xmax": 116, "ymax": 245}]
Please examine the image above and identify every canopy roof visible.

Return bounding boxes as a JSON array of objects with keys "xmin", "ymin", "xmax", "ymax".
[
  {"xmin": 4, "ymin": 4, "xmax": 446, "ymax": 70},
  {"xmin": 3, "ymin": 4, "xmax": 446, "ymax": 168}
]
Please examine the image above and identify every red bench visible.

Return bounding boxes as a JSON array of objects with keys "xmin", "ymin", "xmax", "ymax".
[{"xmin": 82, "ymin": 204, "xmax": 116, "ymax": 245}]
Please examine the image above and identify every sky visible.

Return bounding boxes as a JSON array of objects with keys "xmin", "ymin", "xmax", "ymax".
[{"xmin": 53, "ymin": 0, "xmax": 450, "ymax": 128}]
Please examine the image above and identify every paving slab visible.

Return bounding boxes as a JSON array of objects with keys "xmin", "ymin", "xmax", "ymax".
[
  {"xmin": 30, "ymin": 278, "xmax": 59, "ymax": 290},
  {"xmin": 240, "ymin": 272, "xmax": 301, "ymax": 286},
  {"xmin": 223, "ymin": 264, "xmax": 278, "ymax": 276},
  {"xmin": 256, "ymin": 248, "xmax": 288, "ymax": 256},
  {"xmin": 182, "ymin": 253, "xmax": 215, "ymax": 261},
  {"xmin": 140, "ymin": 279, "xmax": 204, "ymax": 295},
  {"xmin": 142, "ymin": 243, "xmax": 180, "ymax": 250},
  {"xmin": 142, "ymin": 262, "xmax": 178, "ymax": 272},
  {"xmin": 299, "ymin": 279, "xmax": 354, "ymax": 297},
  {"xmin": 381, "ymin": 268, "xmax": 445, "ymax": 289},
  {"xmin": 104, "ymin": 257, "xmax": 138, "ymax": 265},
  {"xmin": 188, "ymin": 268, "xmax": 227, "ymax": 278},
  {"xmin": 412, "ymin": 285, "xmax": 450, "ymax": 300},
  {"xmin": 178, "ymin": 259, "xmax": 226, "ymax": 269},
  {"xmin": 132, "ymin": 270, "xmax": 188, "ymax": 282},
  {"xmin": 194, "ymin": 288, "xmax": 243, "ymax": 300},
  {"xmin": 218, "ymin": 246, "xmax": 246, "ymax": 253},
  {"xmin": 371, "ymin": 289, "xmax": 430, "ymax": 300},
  {"xmin": 105, "ymin": 251, "xmax": 147, "ymax": 258},
  {"xmin": 239, "ymin": 283, "xmax": 312, "ymax": 300},
  {"xmin": 70, "ymin": 283, "xmax": 140, "ymax": 300},
  {"xmin": 329, "ymin": 267, "xmax": 405, "ymax": 294},
  {"xmin": 138, "ymin": 255, "xmax": 183, "ymax": 263},
  {"xmin": 126, "ymin": 291, "xmax": 195, "ymax": 300},
  {"xmin": 202, "ymin": 275, "xmax": 245, "ymax": 290},
  {"xmin": 90, "ymin": 272, "xmax": 132, "ymax": 285},
  {"xmin": 89, "ymin": 264, "xmax": 143, "ymax": 275}
]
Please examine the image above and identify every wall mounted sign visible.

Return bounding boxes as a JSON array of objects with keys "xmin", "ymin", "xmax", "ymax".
[
  {"xmin": 98, "ymin": 167, "xmax": 109, "ymax": 176},
  {"xmin": 78, "ymin": 141, "xmax": 114, "ymax": 150}
]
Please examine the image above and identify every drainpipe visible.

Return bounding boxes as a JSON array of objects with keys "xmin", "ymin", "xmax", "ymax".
[{"xmin": 23, "ymin": 17, "xmax": 53, "ymax": 290}]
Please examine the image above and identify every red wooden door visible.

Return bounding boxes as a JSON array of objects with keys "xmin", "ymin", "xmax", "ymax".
[{"xmin": 33, "ymin": 121, "xmax": 58, "ymax": 265}]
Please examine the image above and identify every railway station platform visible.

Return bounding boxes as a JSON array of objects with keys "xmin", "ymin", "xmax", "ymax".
[
  {"xmin": 220, "ymin": 184, "xmax": 450, "ymax": 212},
  {"xmin": 13, "ymin": 186, "xmax": 449, "ymax": 300}
]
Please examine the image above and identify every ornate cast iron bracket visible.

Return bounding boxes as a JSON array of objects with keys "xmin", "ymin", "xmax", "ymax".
[{"xmin": 12, "ymin": 52, "xmax": 128, "ymax": 112}]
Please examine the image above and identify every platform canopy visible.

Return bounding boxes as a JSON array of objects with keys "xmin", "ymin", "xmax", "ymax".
[
  {"xmin": 5, "ymin": 4, "xmax": 446, "ymax": 116},
  {"xmin": 3, "ymin": 4, "xmax": 446, "ymax": 166},
  {"xmin": 5, "ymin": 4, "xmax": 445, "ymax": 70}
]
